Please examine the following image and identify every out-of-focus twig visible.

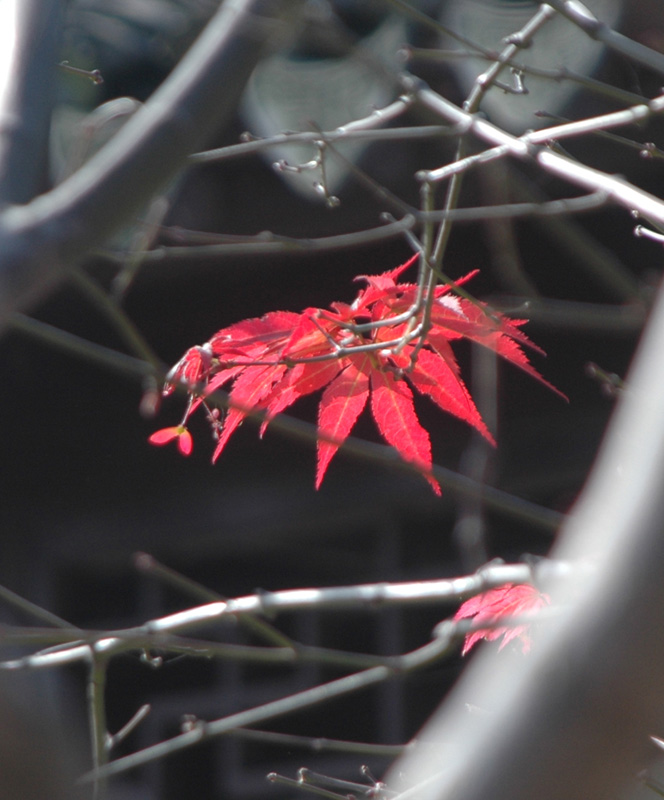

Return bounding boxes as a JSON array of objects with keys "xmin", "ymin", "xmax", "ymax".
[
  {"xmin": 546, "ymin": 0, "xmax": 664, "ymax": 76},
  {"xmin": 229, "ymin": 727, "xmax": 406, "ymax": 757},
  {"xmin": 78, "ymin": 627, "xmax": 458, "ymax": 782},
  {"xmin": 99, "ymin": 192, "xmax": 606, "ymax": 263},
  {"xmin": 5, "ymin": 312, "xmax": 565, "ymax": 530}
]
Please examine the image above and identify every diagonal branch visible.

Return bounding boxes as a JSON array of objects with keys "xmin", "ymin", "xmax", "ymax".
[
  {"xmin": 0, "ymin": 0, "xmax": 298, "ymax": 325},
  {"xmin": 409, "ymin": 74, "xmax": 664, "ymax": 227},
  {"xmin": 545, "ymin": 0, "xmax": 664, "ymax": 76},
  {"xmin": 80, "ymin": 632, "xmax": 453, "ymax": 782}
]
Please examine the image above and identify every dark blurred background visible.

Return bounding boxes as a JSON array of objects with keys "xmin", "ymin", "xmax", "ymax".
[{"xmin": 1, "ymin": 1, "xmax": 664, "ymax": 797}]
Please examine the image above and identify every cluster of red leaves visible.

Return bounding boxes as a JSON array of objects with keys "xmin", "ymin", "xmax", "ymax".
[
  {"xmin": 149, "ymin": 255, "xmax": 562, "ymax": 492},
  {"xmin": 454, "ymin": 583, "xmax": 551, "ymax": 655}
]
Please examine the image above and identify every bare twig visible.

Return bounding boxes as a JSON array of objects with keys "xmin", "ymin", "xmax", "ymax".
[
  {"xmin": 0, "ymin": 559, "xmax": 578, "ymax": 670},
  {"xmin": 230, "ymin": 727, "xmax": 405, "ymax": 757},
  {"xmin": 268, "ymin": 772, "xmax": 353, "ymax": 800},
  {"xmin": 58, "ymin": 61, "xmax": 103, "ymax": 85},
  {"xmin": 190, "ymin": 97, "xmax": 447, "ymax": 164},
  {"xmin": 8, "ymin": 314, "xmax": 159, "ymax": 380},
  {"xmin": 106, "ymin": 704, "xmax": 151, "ymax": 752},
  {"xmin": 409, "ymin": 77, "xmax": 664, "ymax": 228},
  {"xmin": 87, "ymin": 654, "xmax": 109, "ymax": 800},
  {"xmin": 423, "ymin": 92, "xmax": 664, "ymax": 184},
  {"xmin": 70, "ymin": 269, "xmax": 162, "ymax": 368},
  {"xmin": 405, "ymin": 47, "xmax": 648, "ymax": 107},
  {"xmin": 79, "ymin": 630, "xmax": 456, "ymax": 782},
  {"xmin": 269, "ymin": 767, "xmax": 398, "ymax": 800},
  {"xmin": 534, "ymin": 110, "xmax": 664, "ymax": 160},
  {"xmin": 6, "ymin": 310, "xmax": 564, "ymax": 529},
  {"xmin": 133, "ymin": 552, "xmax": 296, "ymax": 648},
  {"xmin": 104, "ymin": 215, "xmax": 418, "ymax": 262},
  {"xmin": 0, "ymin": 584, "xmax": 75, "ymax": 630},
  {"xmin": 108, "ymin": 192, "xmax": 606, "ymax": 264},
  {"xmin": 491, "ymin": 296, "xmax": 646, "ymax": 334}
]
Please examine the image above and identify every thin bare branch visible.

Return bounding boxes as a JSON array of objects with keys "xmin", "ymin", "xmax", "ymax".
[
  {"xmin": 492, "ymin": 296, "xmax": 646, "ymax": 333},
  {"xmin": 190, "ymin": 96, "xmax": 446, "ymax": 164},
  {"xmin": 534, "ymin": 110, "xmax": 664, "ymax": 160},
  {"xmin": 0, "ymin": 559, "xmax": 578, "ymax": 670},
  {"xmin": 106, "ymin": 705, "xmax": 151, "ymax": 752},
  {"xmin": 7, "ymin": 311, "xmax": 563, "ymax": 530},
  {"xmin": 79, "ymin": 631, "xmax": 454, "ymax": 782},
  {"xmin": 133, "ymin": 551, "xmax": 297, "ymax": 648},
  {"xmin": 405, "ymin": 47, "xmax": 648, "ymax": 107},
  {"xmin": 105, "ymin": 215, "xmax": 418, "ymax": 262},
  {"xmin": 8, "ymin": 314, "xmax": 159, "ymax": 380},
  {"xmin": 423, "ymin": 92, "xmax": 664, "ymax": 184},
  {"xmin": 409, "ymin": 76, "xmax": 664, "ymax": 228},
  {"xmin": 229, "ymin": 727, "xmax": 405, "ymax": 757},
  {"xmin": 0, "ymin": 583, "xmax": 76, "ymax": 630},
  {"xmin": 112, "ymin": 190, "xmax": 606, "ymax": 263}
]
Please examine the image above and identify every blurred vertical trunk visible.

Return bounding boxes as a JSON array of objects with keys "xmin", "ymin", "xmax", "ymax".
[{"xmin": 389, "ymin": 273, "xmax": 664, "ymax": 799}]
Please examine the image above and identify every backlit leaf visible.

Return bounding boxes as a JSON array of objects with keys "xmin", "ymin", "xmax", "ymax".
[
  {"xmin": 151, "ymin": 258, "xmax": 564, "ymax": 492},
  {"xmin": 370, "ymin": 367, "xmax": 441, "ymax": 495},
  {"xmin": 316, "ymin": 358, "xmax": 370, "ymax": 488},
  {"xmin": 454, "ymin": 583, "xmax": 551, "ymax": 655}
]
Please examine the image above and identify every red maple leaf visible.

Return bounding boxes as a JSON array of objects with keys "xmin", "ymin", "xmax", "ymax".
[
  {"xmin": 149, "ymin": 255, "xmax": 564, "ymax": 491},
  {"xmin": 454, "ymin": 583, "xmax": 551, "ymax": 655}
]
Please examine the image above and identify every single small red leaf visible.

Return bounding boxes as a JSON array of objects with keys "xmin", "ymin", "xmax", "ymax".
[
  {"xmin": 316, "ymin": 357, "xmax": 370, "ymax": 488},
  {"xmin": 148, "ymin": 426, "xmax": 193, "ymax": 456},
  {"xmin": 454, "ymin": 583, "xmax": 551, "ymax": 655},
  {"xmin": 369, "ymin": 367, "xmax": 441, "ymax": 494}
]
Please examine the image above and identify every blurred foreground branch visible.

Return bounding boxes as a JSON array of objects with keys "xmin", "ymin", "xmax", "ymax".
[
  {"xmin": 388, "ymin": 262, "xmax": 664, "ymax": 799},
  {"xmin": 0, "ymin": 0, "xmax": 297, "ymax": 325}
]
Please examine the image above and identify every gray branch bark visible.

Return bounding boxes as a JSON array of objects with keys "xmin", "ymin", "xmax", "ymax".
[
  {"xmin": 0, "ymin": 0, "xmax": 297, "ymax": 324},
  {"xmin": 0, "ymin": 0, "xmax": 62, "ymax": 206},
  {"xmin": 389, "ymin": 271, "xmax": 664, "ymax": 799}
]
